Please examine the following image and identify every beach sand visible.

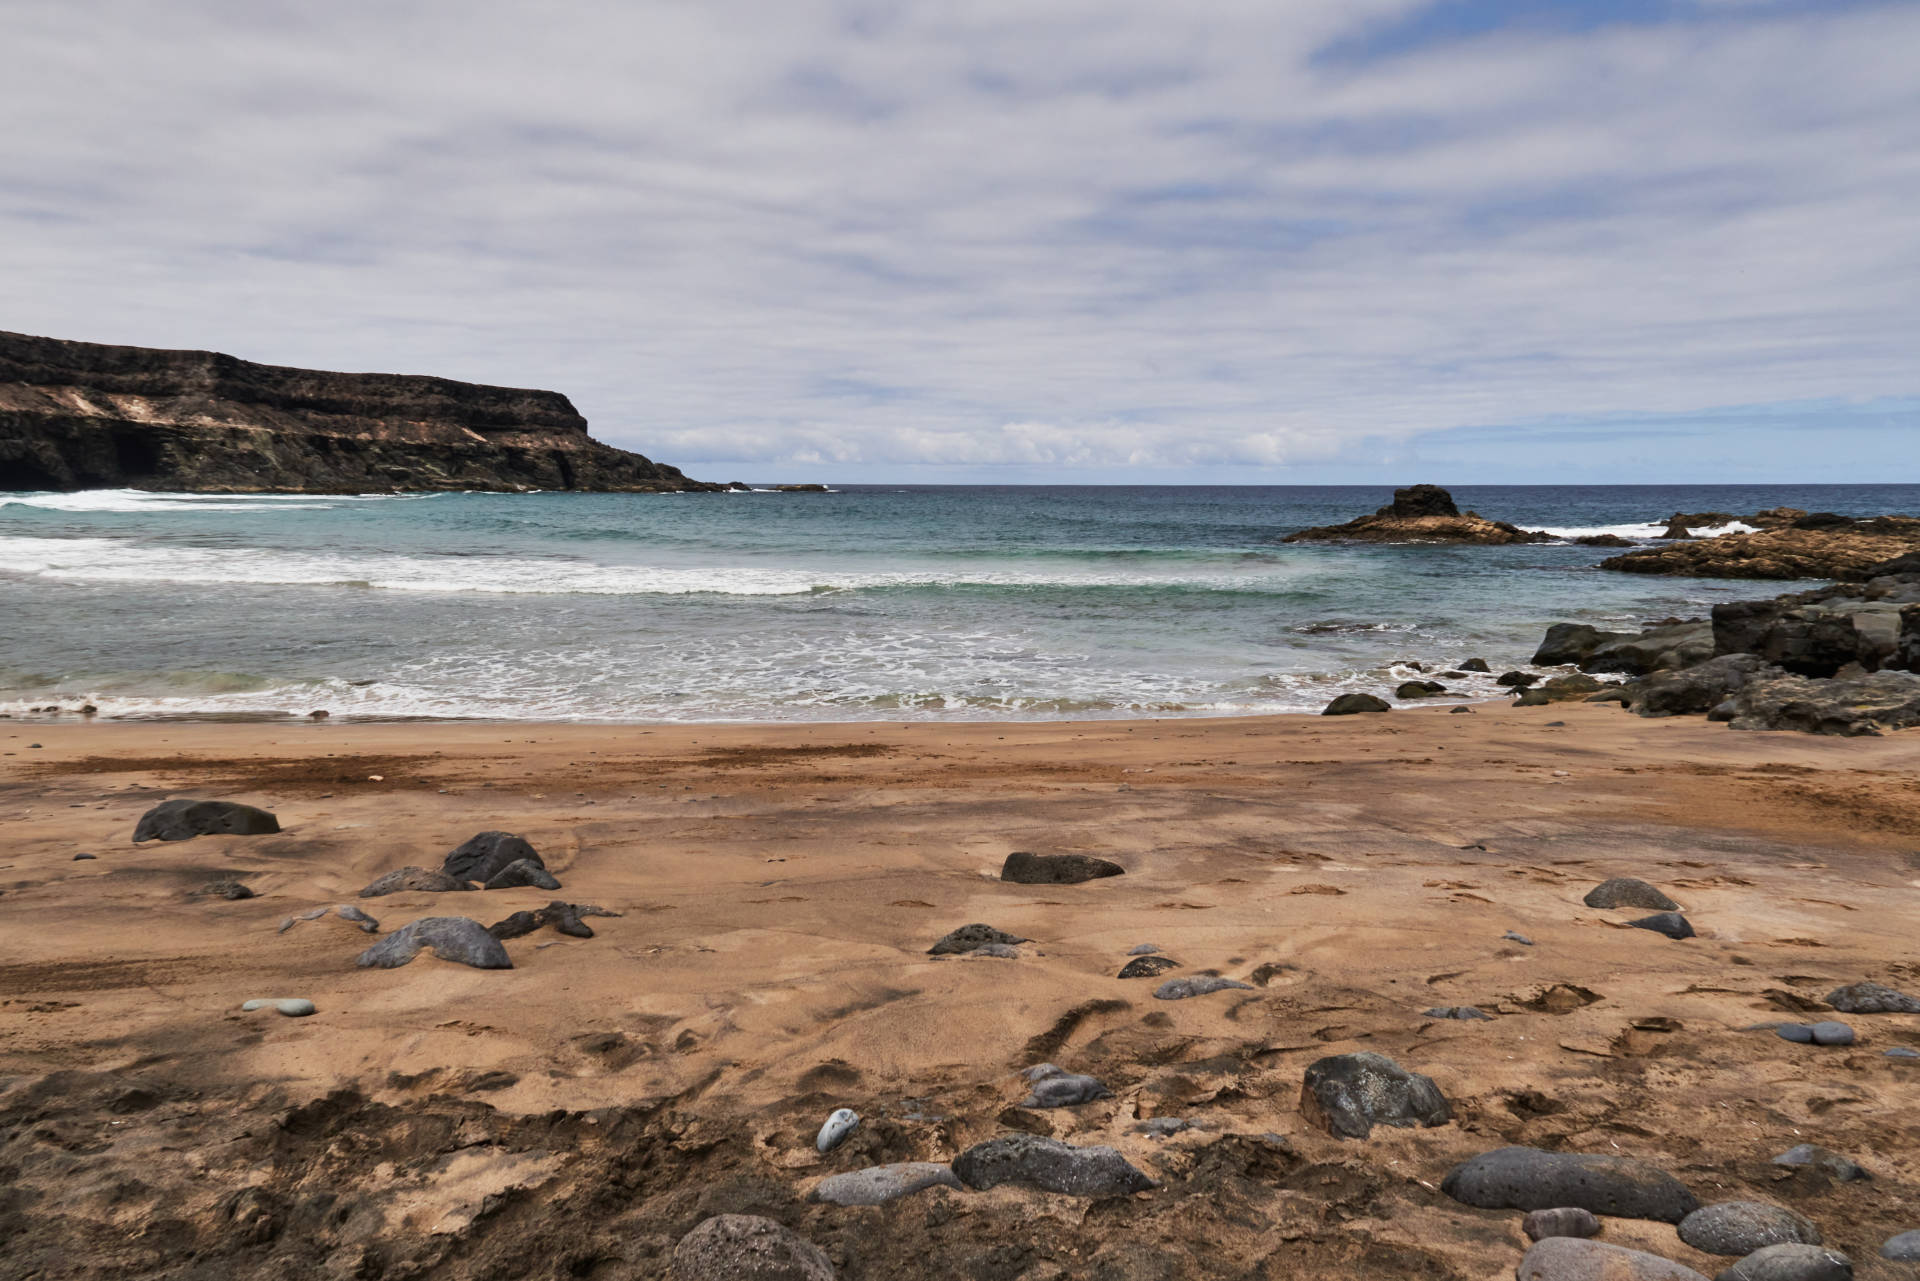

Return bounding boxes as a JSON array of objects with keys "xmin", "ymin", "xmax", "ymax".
[{"xmin": 4, "ymin": 704, "xmax": 1919, "ymax": 1278}]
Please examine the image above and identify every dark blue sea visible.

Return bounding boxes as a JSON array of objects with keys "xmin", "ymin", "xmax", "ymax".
[{"xmin": 4, "ymin": 484, "xmax": 1915, "ymax": 721}]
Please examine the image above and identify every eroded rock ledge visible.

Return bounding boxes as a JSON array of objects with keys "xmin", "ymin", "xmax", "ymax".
[
  {"xmin": 0, "ymin": 329, "xmax": 718, "ymax": 493},
  {"xmin": 1283, "ymin": 484, "xmax": 1552, "ymax": 545}
]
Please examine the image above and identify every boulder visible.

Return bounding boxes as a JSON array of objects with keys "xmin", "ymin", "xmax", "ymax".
[
  {"xmin": 928, "ymin": 923, "xmax": 1029, "ymax": 955},
  {"xmin": 359, "ymin": 866, "xmax": 473, "ymax": 897},
  {"xmin": 1000, "ymin": 851, "xmax": 1125, "ymax": 885},
  {"xmin": 1283, "ymin": 485, "xmax": 1552, "ymax": 544},
  {"xmin": 1629, "ymin": 912, "xmax": 1695, "ymax": 940},
  {"xmin": 1323, "ymin": 693, "xmax": 1390, "ymax": 715},
  {"xmin": 132, "ymin": 799, "xmax": 280, "ymax": 843},
  {"xmin": 1584, "ymin": 878, "xmax": 1680, "ymax": 911},
  {"xmin": 355, "ymin": 917, "xmax": 512, "ymax": 970},
  {"xmin": 1581, "ymin": 621, "xmax": 1716, "ymax": 676},
  {"xmin": 1517, "ymin": 1238, "xmax": 1707, "ymax": 1281},
  {"xmin": 1882, "ymin": 1231, "xmax": 1920, "ymax": 1262},
  {"xmin": 810, "ymin": 1163, "xmax": 962, "ymax": 1207},
  {"xmin": 1824, "ymin": 981, "xmax": 1920, "ymax": 1014},
  {"xmin": 1118, "ymin": 955, "xmax": 1181, "ymax": 979},
  {"xmin": 1711, "ymin": 599, "xmax": 1906, "ymax": 677},
  {"xmin": 441, "ymin": 831, "xmax": 543, "ymax": 885},
  {"xmin": 951, "ymin": 1134, "xmax": 1155, "ymax": 1197},
  {"xmin": 1625, "ymin": 655, "xmax": 1775, "ymax": 718},
  {"xmin": 1460, "ymin": 658, "xmax": 1491, "ymax": 672},
  {"xmin": 1498, "ymin": 670, "xmax": 1541, "ymax": 688},
  {"xmin": 1396, "ymin": 680, "xmax": 1447, "ymax": 698},
  {"xmin": 671, "ymin": 1214, "xmax": 835, "ymax": 1281},
  {"xmin": 1385, "ymin": 483, "xmax": 1460, "ymax": 517},
  {"xmin": 1771, "ymin": 1145, "xmax": 1869, "ymax": 1183},
  {"xmin": 1020, "ymin": 1067, "xmax": 1112, "ymax": 1108},
  {"xmin": 1678, "ymin": 1202, "xmax": 1822, "ymax": 1256},
  {"xmin": 1154, "ymin": 976, "xmax": 1254, "ymax": 1000},
  {"xmin": 1603, "ymin": 523, "xmax": 1920, "ymax": 582},
  {"xmin": 1525, "ymin": 1207, "xmax": 1603, "ymax": 1241},
  {"xmin": 1298, "ymin": 1051, "xmax": 1450, "ymax": 1139},
  {"xmin": 1515, "ymin": 674, "xmax": 1606, "ymax": 705},
  {"xmin": 1534, "ymin": 624, "xmax": 1631, "ymax": 666},
  {"xmin": 1711, "ymin": 1244, "xmax": 1852, "ymax": 1281},
  {"xmin": 1442, "ymin": 1147, "xmax": 1700, "ymax": 1222},
  {"xmin": 482, "ymin": 858, "xmax": 562, "ymax": 891},
  {"xmin": 1574, "ymin": 534, "xmax": 1637, "ymax": 548},
  {"xmin": 1727, "ymin": 669, "xmax": 1920, "ymax": 736}
]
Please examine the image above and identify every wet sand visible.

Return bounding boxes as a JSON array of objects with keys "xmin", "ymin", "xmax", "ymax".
[{"xmin": 3, "ymin": 705, "xmax": 1919, "ymax": 1279}]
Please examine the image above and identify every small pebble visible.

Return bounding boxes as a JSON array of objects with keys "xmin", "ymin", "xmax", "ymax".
[
  {"xmin": 816, "ymin": 1107, "xmax": 859, "ymax": 1153},
  {"xmin": 240, "ymin": 998, "xmax": 315, "ymax": 1017},
  {"xmin": 1886, "ymin": 1047, "xmax": 1919, "ymax": 1059},
  {"xmin": 73, "ymin": 853, "xmax": 96, "ymax": 861},
  {"xmin": 1504, "ymin": 930, "xmax": 1535, "ymax": 945},
  {"xmin": 1524, "ymin": 1206, "xmax": 1602, "ymax": 1242}
]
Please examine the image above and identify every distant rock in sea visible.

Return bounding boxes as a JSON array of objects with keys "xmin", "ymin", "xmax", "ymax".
[{"xmin": 1284, "ymin": 484, "xmax": 1553, "ymax": 545}]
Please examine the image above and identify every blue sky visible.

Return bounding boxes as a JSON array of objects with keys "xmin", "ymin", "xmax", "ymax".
[{"xmin": 3, "ymin": 0, "xmax": 1916, "ymax": 483}]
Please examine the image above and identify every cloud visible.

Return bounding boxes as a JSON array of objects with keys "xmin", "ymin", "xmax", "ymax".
[{"xmin": 1, "ymin": 0, "xmax": 1916, "ymax": 479}]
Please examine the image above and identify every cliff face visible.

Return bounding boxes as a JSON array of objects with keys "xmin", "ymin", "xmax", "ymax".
[{"xmin": 0, "ymin": 330, "xmax": 718, "ymax": 493}]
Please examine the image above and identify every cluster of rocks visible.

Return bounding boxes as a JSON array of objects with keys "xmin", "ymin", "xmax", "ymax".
[
  {"xmin": 1284, "ymin": 484, "xmax": 1555, "ymax": 545},
  {"xmin": 1603, "ymin": 510, "xmax": 1920, "ymax": 580}
]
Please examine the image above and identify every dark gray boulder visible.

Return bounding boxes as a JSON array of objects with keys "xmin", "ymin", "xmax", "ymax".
[
  {"xmin": 359, "ymin": 866, "xmax": 474, "ymax": 897},
  {"xmin": 1118, "ymin": 955, "xmax": 1181, "ymax": 979},
  {"xmin": 1442, "ymin": 1146, "xmax": 1700, "ymax": 1222},
  {"xmin": 1524, "ymin": 1207, "xmax": 1602, "ymax": 1241},
  {"xmin": 355, "ymin": 917, "xmax": 512, "ymax": 970},
  {"xmin": 197, "ymin": 879, "xmax": 255, "ymax": 900},
  {"xmin": 1534, "ymin": 623, "xmax": 1633, "ymax": 666},
  {"xmin": 1396, "ymin": 680, "xmax": 1447, "ymax": 698},
  {"xmin": 1515, "ymin": 673, "xmax": 1607, "ymax": 705},
  {"xmin": 1298, "ymin": 1051, "xmax": 1450, "ymax": 1139},
  {"xmin": 1808, "ymin": 1022, "xmax": 1854, "ymax": 1046},
  {"xmin": 1498, "ymin": 670, "xmax": 1541, "ymax": 688},
  {"xmin": 482, "ymin": 858, "xmax": 562, "ymax": 891},
  {"xmin": 1712, "ymin": 598, "xmax": 1905, "ymax": 678},
  {"xmin": 670, "ymin": 1214, "xmax": 835, "ymax": 1281},
  {"xmin": 1000, "ymin": 851, "xmax": 1125, "ymax": 885},
  {"xmin": 1584, "ymin": 878, "xmax": 1680, "ymax": 911},
  {"xmin": 335, "ymin": 904, "xmax": 379, "ymax": 933},
  {"xmin": 1824, "ymin": 981, "xmax": 1920, "ymax": 1014},
  {"xmin": 810, "ymin": 1163, "xmax": 962, "ymax": 1207},
  {"xmin": 951, "ymin": 1134, "xmax": 1155, "ymax": 1197},
  {"xmin": 1626, "ymin": 655, "xmax": 1776, "ymax": 718},
  {"xmin": 1517, "ymin": 1239, "xmax": 1707, "ymax": 1281},
  {"xmin": 441, "ymin": 831, "xmax": 543, "ymax": 885},
  {"xmin": 1772, "ymin": 1145, "xmax": 1869, "ymax": 1182},
  {"xmin": 1460, "ymin": 658, "xmax": 1491, "ymax": 672},
  {"xmin": 1630, "ymin": 912, "xmax": 1695, "ymax": 940},
  {"xmin": 1712, "ymin": 1244, "xmax": 1852, "ymax": 1281},
  {"xmin": 133, "ymin": 799, "xmax": 280, "ymax": 843},
  {"xmin": 1154, "ymin": 976, "xmax": 1254, "ymax": 1000},
  {"xmin": 928, "ymin": 923, "xmax": 1030, "ymax": 955},
  {"xmin": 1883, "ymin": 1231, "xmax": 1920, "ymax": 1262},
  {"xmin": 1323, "ymin": 692, "xmax": 1390, "ymax": 715},
  {"xmin": 1728, "ymin": 670, "xmax": 1920, "ymax": 736},
  {"xmin": 1679, "ymin": 1202, "xmax": 1822, "ymax": 1256},
  {"xmin": 1582, "ymin": 620, "xmax": 1715, "ymax": 676},
  {"xmin": 1019, "ymin": 1066, "xmax": 1112, "ymax": 1108}
]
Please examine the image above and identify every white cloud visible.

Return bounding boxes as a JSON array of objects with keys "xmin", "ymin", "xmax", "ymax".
[{"xmin": 1, "ymin": 0, "xmax": 1916, "ymax": 477}]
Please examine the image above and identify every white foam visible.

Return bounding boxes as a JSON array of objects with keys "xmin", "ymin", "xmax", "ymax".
[
  {"xmin": 1539, "ymin": 520, "xmax": 1760, "ymax": 539},
  {"xmin": 0, "ymin": 488, "xmax": 428, "ymax": 513}
]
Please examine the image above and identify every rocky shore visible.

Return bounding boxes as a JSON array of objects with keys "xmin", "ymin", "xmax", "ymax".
[
  {"xmin": 1600, "ymin": 513, "xmax": 1920, "ymax": 582},
  {"xmin": 0, "ymin": 329, "xmax": 719, "ymax": 493},
  {"xmin": 1283, "ymin": 484, "xmax": 1553, "ymax": 544}
]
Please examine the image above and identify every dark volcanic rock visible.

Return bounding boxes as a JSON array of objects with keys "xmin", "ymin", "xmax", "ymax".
[
  {"xmin": 355, "ymin": 917, "xmax": 512, "ymax": 970},
  {"xmin": 197, "ymin": 879, "xmax": 256, "ymax": 900},
  {"xmin": 1574, "ymin": 533, "xmax": 1637, "ymax": 548},
  {"xmin": 359, "ymin": 866, "xmax": 473, "ymax": 897},
  {"xmin": 1584, "ymin": 878, "xmax": 1680, "ymax": 911},
  {"xmin": 1524, "ymin": 1207, "xmax": 1603, "ymax": 1241},
  {"xmin": 1824, "ymin": 981, "xmax": 1920, "ymax": 1014},
  {"xmin": 1298, "ymin": 1051, "xmax": 1450, "ymax": 1139},
  {"xmin": 1322, "ymin": 692, "xmax": 1390, "ymax": 715},
  {"xmin": 1460, "ymin": 658, "xmax": 1491, "ymax": 672},
  {"xmin": 1442, "ymin": 1146, "xmax": 1700, "ymax": 1222},
  {"xmin": 1517, "ymin": 1239, "xmax": 1708, "ymax": 1281},
  {"xmin": 1000, "ymin": 851, "xmax": 1125, "ymax": 885},
  {"xmin": 1629, "ymin": 912, "xmax": 1695, "ymax": 940},
  {"xmin": 482, "ymin": 858, "xmax": 562, "ymax": 891},
  {"xmin": 951, "ymin": 1134, "xmax": 1155, "ymax": 1197},
  {"xmin": 1385, "ymin": 483, "xmax": 1460, "ymax": 517},
  {"xmin": 1711, "ymin": 1243, "xmax": 1853, "ymax": 1281},
  {"xmin": 1535, "ymin": 623, "xmax": 1631, "ymax": 666},
  {"xmin": 1678, "ymin": 1201, "xmax": 1822, "ymax": 1256},
  {"xmin": 0, "ymin": 329, "xmax": 717, "ymax": 494},
  {"xmin": 442, "ymin": 832, "xmax": 543, "ymax": 885},
  {"xmin": 1772, "ymin": 1144, "xmax": 1869, "ymax": 1182},
  {"xmin": 1497, "ymin": 670, "xmax": 1541, "ymax": 688},
  {"xmin": 928, "ymin": 923, "xmax": 1029, "ymax": 955},
  {"xmin": 1625, "ymin": 654, "xmax": 1775, "ymax": 717},
  {"xmin": 1395, "ymin": 680, "xmax": 1447, "ymax": 698},
  {"xmin": 1711, "ymin": 597, "xmax": 1907, "ymax": 677},
  {"xmin": 1727, "ymin": 669, "xmax": 1920, "ymax": 736},
  {"xmin": 1515, "ymin": 673, "xmax": 1607, "ymax": 705},
  {"xmin": 1882, "ymin": 1231, "xmax": 1920, "ymax": 1261},
  {"xmin": 1284, "ymin": 485, "xmax": 1552, "ymax": 545},
  {"xmin": 1601, "ymin": 524, "xmax": 1920, "ymax": 581},
  {"xmin": 670, "ymin": 1214, "xmax": 835, "ymax": 1281},
  {"xmin": 1580, "ymin": 620, "xmax": 1716, "ymax": 676},
  {"xmin": 1118, "ymin": 955, "xmax": 1181, "ymax": 979},
  {"xmin": 132, "ymin": 799, "xmax": 280, "ymax": 843}
]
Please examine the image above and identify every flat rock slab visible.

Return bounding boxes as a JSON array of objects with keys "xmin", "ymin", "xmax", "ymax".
[
  {"xmin": 1824, "ymin": 981, "xmax": 1920, "ymax": 1014},
  {"xmin": 1443, "ymin": 1146, "xmax": 1700, "ymax": 1222},
  {"xmin": 1119, "ymin": 955, "xmax": 1181, "ymax": 979},
  {"xmin": 482, "ymin": 858, "xmax": 562, "ymax": 891},
  {"xmin": 999, "ymin": 851, "xmax": 1125, "ymax": 884},
  {"xmin": 671, "ymin": 1214, "xmax": 835, "ymax": 1281},
  {"xmin": 1680, "ymin": 1202, "xmax": 1822, "ymax": 1256},
  {"xmin": 1584, "ymin": 878, "xmax": 1680, "ymax": 910},
  {"xmin": 441, "ymin": 832, "xmax": 543, "ymax": 885},
  {"xmin": 1772, "ymin": 1145, "xmax": 1869, "ymax": 1183},
  {"xmin": 133, "ymin": 799, "xmax": 280, "ymax": 843},
  {"xmin": 359, "ymin": 866, "xmax": 473, "ymax": 897},
  {"xmin": 1712, "ymin": 1244, "xmax": 1853, "ymax": 1281},
  {"xmin": 355, "ymin": 917, "xmax": 512, "ymax": 970},
  {"xmin": 1154, "ymin": 976, "xmax": 1253, "ymax": 1000},
  {"xmin": 928, "ymin": 924, "xmax": 1029, "ymax": 955},
  {"xmin": 1525, "ymin": 1207, "xmax": 1603, "ymax": 1241},
  {"xmin": 810, "ymin": 1163, "xmax": 960, "ymax": 1207},
  {"xmin": 1517, "ymin": 1238, "xmax": 1708, "ymax": 1281},
  {"xmin": 951, "ymin": 1135, "xmax": 1155, "ymax": 1197},
  {"xmin": 1299, "ymin": 1051, "xmax": 1451, "ymax": 1139}
]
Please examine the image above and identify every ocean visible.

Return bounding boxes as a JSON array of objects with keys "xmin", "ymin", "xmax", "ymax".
[{"xmin": 4, "ymin": 484, "xmax": 1915, "ymax": 723}]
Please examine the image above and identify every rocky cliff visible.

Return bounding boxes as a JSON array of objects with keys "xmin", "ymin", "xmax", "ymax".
[{"xmin": 0, "ymin": 330, "xmax": 718, "ymax": 493}]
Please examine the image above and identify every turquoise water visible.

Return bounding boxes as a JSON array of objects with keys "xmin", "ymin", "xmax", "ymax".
[{"xmin": 3, "ymin": 484, "xmax": 1915, "ymax": 721}]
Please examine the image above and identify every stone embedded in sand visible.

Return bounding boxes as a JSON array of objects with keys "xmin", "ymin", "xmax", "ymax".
[
  {"xmin": 962, "ymin": 942, "xmax": 1020, "ymax": 958},
  {"xmin": 1299, "ymin": 1051, "xmax": 1451, "ymax": 1139},
  {"xmin": 335, "ymin": 904, "xmax": 379, "ymax": 933},
  {"xmin": 1127, "ymin": 943, "xmax": 1163, "ymax": 955},
  {"xmin": 927, "ymin": 923, "xmax": 1030, "ymax": 955},
  {"xmin": 1809, "ymin": 1021, "xmax": 1855, "ymax": 1045},
  {"xmin": 1712, "ymin": 1243, "xmax": 1853, "ymax": 1281},
  {"xmin": 1423, "ymin": 1006, "xmax": 1491, "ymax": 1021},
  {"xmin": 358, "ymin": 866, "xmax": 473, "ymax": 897},
  {"xmin": 1680, "ymin": 1202, "xmax": 1823, "ymax": 1257},
  {"xmin": 1773, "ymin": 1145, "xmax": 1869, "ymax": 1183},
  {"xmin": 1517, "ymin": 1238, "xmax": 1709, "ymax": 1281},
  {"xmin": 198, "ymin": 879, "xmax": 255, "ymax": 900},
  {"xmin": 241, "ymin": 998, "xmax": 315, "ymax": 1017},
  {"xmin": 355, "ymin": 917, "xmax": 512, "ymax": 970},
  {"xmin": 133, "ymin": 799, "xmax": 280, "ymax": 843},
  {"xmin": 810, "ymin": 1162, "xmax": 961, "ymax": 1207},
  {"xmin": 1525, "ymin": 1207, "xmax": 1602, "ymax": 1241},
  {"xmin": 1019, "ymin": 1067, "xmax": 1112, "ymax": 1109},
  {"xmin": 1775, "ymin": 1024, "xmax": 1816, "ymax": 1043},
  {"xmin": 1504, "ymin": 930, "xmax": 1535, "ymax": 945},
  {"xmin": 1629, "ymin": 912, "xmax": 1695, "ymax": 940},
  {"xmin": 482, "ymin": 858, "xmax": 562, "ymax": 891},
  {"xmin": 1584, "ymin": 878, "xmax": 1681, "ymax": 911},
  {"xmin": 1154, "ymin": 976, "xmax": 1254, "ymax": 1000},
  {"xmin": 1888, "ymin": 1047, "xmax": 1919, "ymax": 1059},
  {"xmin": 671, "ymin": 1214, "xmax": 835, "ymax": 1281},
  {"xmin": 1443, "ymin": 1147, "xmax": 1700, "ymax": 1222},
  {"xmin": 487, "ymin": 910, "xmax": 542, "ymax": 940},
  {"xmin": 1396, "ymin": 680, "xmax": 1447, "ymax": 699},
  {"xmin": 1323, "ymin": 693, "xmax": 1390, "ymax": 715},
  {"xmin": 999, "ymin": 851, "xmax": 1125, "ymax": 885},
  {"xmin": 441, "ymin": 831, "xmax": 543, "ymax": 885},
  {"xmin": 951, "ymin": 1134, "xmax": 1155, "ymax": 1197},
  {"xmin": 1824, "ymin": 981, "xmax": 1920, "ymax": 1014},
  {"xmin": 1118, "ymin": 955, "xmax": 1181, "ymax": 979},
  {"xmin": 1883, "ymin": 1231, "xmax": 1920, "ymax": 1261},
  {"xmin": 815, "ymin": 1107, "xmax": 859, "ymax": 1153}
]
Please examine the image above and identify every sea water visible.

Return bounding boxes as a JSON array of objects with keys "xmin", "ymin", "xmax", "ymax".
[{"xmin": 3, "ymin": 484, "xmax": 1915, "ymax": 722}]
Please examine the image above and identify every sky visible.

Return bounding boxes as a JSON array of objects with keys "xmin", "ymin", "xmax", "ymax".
[{"xmin": 3, "ymin": 0, "xmax": 1917, "ymax": 484}]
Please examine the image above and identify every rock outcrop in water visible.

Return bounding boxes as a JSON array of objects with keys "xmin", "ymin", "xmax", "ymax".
[
  {"xmin": 0, "ymin": 329, "xmax": 718, "ymax": 493},
  {"xmin": 1599, "ymin": 514, "xmax": 1920, "ymax": 581},
  {"xmin": 1283, "ymin": 485, "xmax": 1552, "ymax": 545}
]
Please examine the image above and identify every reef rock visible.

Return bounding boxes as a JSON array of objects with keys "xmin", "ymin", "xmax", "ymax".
[{"xmin": 1284, "ymin": 485, "xmax": 1552, "ymax": 545}]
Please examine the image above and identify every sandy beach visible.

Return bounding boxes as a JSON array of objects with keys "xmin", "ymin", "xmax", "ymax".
[{"xmin": 4, "ymin": 704, "xmax": 1919, "ymax": 1277}]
